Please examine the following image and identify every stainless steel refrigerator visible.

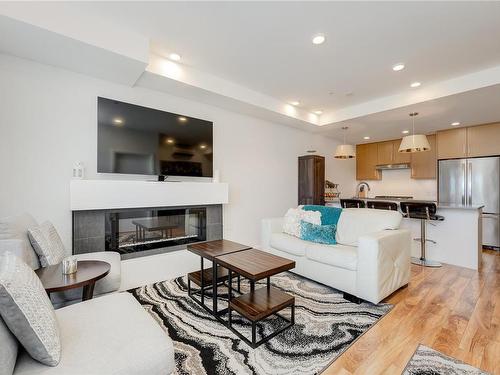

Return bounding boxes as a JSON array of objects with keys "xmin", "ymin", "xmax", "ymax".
[{"xmin": 438, "ymin": 157, "xmax": 500, "ymax": 249}]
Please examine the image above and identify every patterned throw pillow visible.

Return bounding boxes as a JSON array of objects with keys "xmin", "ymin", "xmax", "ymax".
[
  {"xmin": 300, "ymin": 221, "xmax": 337, "ymax": 245},
  {"xmin": 28, "ymin": 221, "xmax": 65, "ymax": 267},
  {"xmin": 283, "ymin": 207, "xmax": 321, "ymax": 237},
  {"xmin": 0, "ymin": 253, "xmax": 61, "ymax": 366}
]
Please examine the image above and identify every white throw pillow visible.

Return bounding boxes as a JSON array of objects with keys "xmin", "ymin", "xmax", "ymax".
[
  {"xmin": 0, "ymin": 252, "xmax": 61, "ymax": 366},
  {"xmin": 28, "ymin": 221, "xmax": 66, "ymax": 267},
  {"xmin": 283, "ymin": 208, "xmax": 321, "ymax": 237}
]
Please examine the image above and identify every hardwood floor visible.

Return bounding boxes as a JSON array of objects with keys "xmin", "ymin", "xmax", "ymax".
[{"xmin": 323, "ymin": 250, "xmax": 500, "ymax": 374}]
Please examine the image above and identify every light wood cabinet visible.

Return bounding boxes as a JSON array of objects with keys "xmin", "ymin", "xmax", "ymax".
[
  {"xmin": 437, "ymin": 128, "xmax": 467, "ymax": 159},
  {"xmin": 356, "ymin": 143, "xmax": 381, "ymax": 180},
  {"xmin": 411, "ymin": 134, "xmax": 437, "ymax": 179},
  {"xmin": 467, "ymin": 123, "xmax": 500, "ymax": 157},
  {"xmin": 377, "ymin": 141, "xmax": 394, "ymax": 165},
  {"xmin": 392, "ymin": 139, "xmax": 411, "ymax": 164}
]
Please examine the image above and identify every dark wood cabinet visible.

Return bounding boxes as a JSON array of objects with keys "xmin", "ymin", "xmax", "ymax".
[{"xmin": 298, "ymin": 155, "xmax": 325, "ymax": 205}]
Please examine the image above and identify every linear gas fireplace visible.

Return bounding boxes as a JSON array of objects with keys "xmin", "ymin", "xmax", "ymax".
[{"xmin": 72, "ymin": 204, "xmax": 222, "ymax": 259}]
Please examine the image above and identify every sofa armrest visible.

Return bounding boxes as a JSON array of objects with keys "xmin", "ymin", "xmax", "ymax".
[
  {"xmin": 356, "ymin": 229, "xmax": 411, "ymax": 304},
  {"xmin": 261, "ymin": 218, "xmax": 283, "ymax": 250}
]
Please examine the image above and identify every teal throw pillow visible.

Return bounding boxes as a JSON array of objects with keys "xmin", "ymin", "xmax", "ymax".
[
  {"xmin": 302, "ymin": 205, "xmax": 342, "ymax": 226},
  {"xmin": 300, "ymin": 221, "xmax": 337, "ymax": 245}
]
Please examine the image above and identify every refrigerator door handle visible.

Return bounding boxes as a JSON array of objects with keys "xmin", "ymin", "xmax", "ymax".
[
  {"xmin": 468, "ymin": 161, "xmax": 472, "ymax": 205},
  {"xmin": 462, "ymin": 162, "xmax": 466, "ymax": 205}
]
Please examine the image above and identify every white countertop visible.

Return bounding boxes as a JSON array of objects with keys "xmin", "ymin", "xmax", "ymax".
[{"xmin": 348, "ymin": 197, "xmax": 483, "ymax": 210}]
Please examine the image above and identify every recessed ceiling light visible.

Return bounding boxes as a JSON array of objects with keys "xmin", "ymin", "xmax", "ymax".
[
  {"xmin": 178, "ymin": 116, "xmax": 187, "ymax": 122},
  {"xmin": 410, "ymin": 82, "xmax": 421, "ymax": 88},
  {"xmin": 451, "ymin": 122, "xmax": 461, "ymax": 126},
  {"xmin": 169, "ymin": 53, "xmax": 181, "ymax": 61},
  {"xmin": 392, "ymin": 63, "xmax": 405, "ymax": 71},
  {"xmin": 402, "ymin": 130, "xmax": 410, "ymax": 134},
  {"xmin": 113, "ymin": 118, "xmax": 123, "ymax": 125},
  {"xmin": 363, "ymin": 136, "xmax": 371, "ymax": 140},
  {"xmin": 200, "ymin": 144, "xmax": 207, "ymax": 149},
  {"xmin": 166, "ymin": 138, "xmax": 174, "ymax": 144},
  {"xmin": 314, "ymin": 110, "xmax": 323, "ymax": 115},
  {"xmin": 312, "ymin": 34, "xmax": 326, "ymax": 45},
  {"xmin": 290, "ymin": 101, "xmax": 300, "ymax": 106}
]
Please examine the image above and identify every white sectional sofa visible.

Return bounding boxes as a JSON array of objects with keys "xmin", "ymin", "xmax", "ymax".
[{"xmin": 261, "ymin": 208, "xmax": 411, "ymax": 304}]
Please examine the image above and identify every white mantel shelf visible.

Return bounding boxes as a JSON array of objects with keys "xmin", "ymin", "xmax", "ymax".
[{"xmin": 70, "ymin": 180, "xmax": 229, "ymax": 211}]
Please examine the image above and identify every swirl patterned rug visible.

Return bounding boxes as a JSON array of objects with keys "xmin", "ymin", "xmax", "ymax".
[{"xmin": 129, "ymin": 272, "xmax": 392, "ymax": 375}]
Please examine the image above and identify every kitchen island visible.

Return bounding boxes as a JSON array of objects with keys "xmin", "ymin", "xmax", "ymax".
[{"xmin": 327, "ymin": 198, "xmax": 483, "ymax": 270}]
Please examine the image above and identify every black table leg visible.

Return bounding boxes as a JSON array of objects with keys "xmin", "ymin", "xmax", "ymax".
[
  {"xmin": 212, "ymin": 260, "xmax": 218, "ymax": 314},
  {"xmin": 200, "ymin": 257, "xmax": 205, "ymax": 306},
  {"xmin": 250, "ymin": 280, "xmax": 255, "ymax": 293},
  {"xmin": 82, "ymin": 282, "xmax": 95, "ymax": 301},
  {"xmin": 237, "ymin": 275, "xmax": 241, "ymax": 293},
  {"xmin": 267, "ymin": 276, "xmax": 270, "ymax": 289}
]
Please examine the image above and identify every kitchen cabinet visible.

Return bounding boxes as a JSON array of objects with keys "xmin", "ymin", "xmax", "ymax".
[
  {"xmin": 411, "ymin": 134, "xmax": 437, "ymax": 179},
  {"xmin": 392, "ymin": 139, "xmax": 411, "ymax": 164},
  {"xmin": 467, "ymin": 123, "xmax": 500, "ymax": 157},
  {"xmin": 377, "ymin": 141, "xmax": 393, "ymax": 165},
  {"xmin": 356, "ymin": 143, "xmax": 381, "ymax": 180},
  {"xmin": 437, "ymin": 128, "xmax": 467, "ymax": 159}
]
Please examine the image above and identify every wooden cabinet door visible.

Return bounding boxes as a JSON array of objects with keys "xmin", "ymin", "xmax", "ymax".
[
  {"xmin": 437, "ymin": 128, "xmax": 467, "ymax": 159},
  {"xmin": 467, "ymin": 123, "xmax": 500, "ymax": 157},
  {"xmin": 392, "ymin": 139, "xmax": 411, "ymax": 163},
  {"xmin": 356, "ymin": 143, "xmax": 381, "ymax": 180},
  {"xmin": 411, "ymin": 134, "xmax": 437, "ymax": 179},
  {"xmin": 377, "ymin": 141, "xmax": 394, "ymax": 165}
]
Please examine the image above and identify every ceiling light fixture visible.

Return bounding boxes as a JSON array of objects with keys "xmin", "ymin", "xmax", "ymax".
[
  {"xmin": 363, "ymin": 136, "xmax": 371, "ymax": 140},
  {"xmin": 392, "ymin": 63, "xmax": 405, "ymax": 71},
  {"xmin": 410, "ymin": 81, "xmax": 421, "ymax": 88},
  {"xmin": 314, "ymin": 110, "xmax": 323, "ymax": 115},
  {"xmin": 451, "ymin": 122, "xmax": 460, "ymax": 126},
  {"xmin": 169, "ymin": 53, "xmax": 181, "ymax": 61},
  {"xmin": 178, "ymin": 116, "xmax": 187, "ymax": 122},
  {"xmin": 200, "ymin": 144, "xmax": 207, "ymax": 149},
  {"xmin": 402, "ymin": 130, "xmax": 410, "ymax": 134},
  {"xmin": 290, "ymin": 101, "xmax": 300, "ymax": 106},
  {"xmin": 312, "ymin": 34, "xmax": 326, "ymax": 45},
  {"xmin": 399, "ymin": 112, "xmax": 431, "ymax": 153},
  {"xmin": 166, "ymin": 138, "xmax": 175, "ymax": 144},
  {"xmin": 113, "ymin": 118, "xmax": 123, "ymax": 125},
  {"xmin": 334, "ymin": 127, "xmax": 356, "ymax": 159}
]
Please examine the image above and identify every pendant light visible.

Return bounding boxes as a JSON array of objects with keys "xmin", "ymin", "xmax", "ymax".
[
  {"xmin": 399, "ymin": 112, "xmax": 430, "ymax": 153},
  {"xmin": 334, "ymin": 126, "xmax": 356, "ymax": 159}
]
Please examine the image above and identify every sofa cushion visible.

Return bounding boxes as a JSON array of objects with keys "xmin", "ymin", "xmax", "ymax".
[
  {"xmin": 336, "ymin": 208, "xmax": 402, "ymax": 246},
  {"xmin": 282, "ymin": 207, "xmax": 321, "ymax": 237},
  {"xmin": 300, "ymin": 221, "xmax": 337, "ymax": 245},
  {"xmin": 14, "ymin": 293, "xmax": 175, "ymax": 375},
  {"xmin": 0, "ymin": 315, "xmax": 18, "ymax": 375},
  {"xmin": 0, "ymin": 253, "xmax": 61, "ymax": 366},
  {"xmin": 28, "ymin": 222, "xmax": 66, "ymax": 267},
  {"xmin": 49, "ymin": 252, "xmax": 122, "ymax": 307},
  {"xmin": 270, "ymin": 232, "xmax": 308, "ymax": 256},
  {"xmin": 305, "ymin": 243, "xmax": 358, "ymax": 271},
  {"xmin": 0, "ymin": 214, "xmax": 40, "ymax": 270}
]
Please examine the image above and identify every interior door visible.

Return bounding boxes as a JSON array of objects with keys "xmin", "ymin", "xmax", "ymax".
[{"xmin": 438, "ymin": 159, "xmax": 466, "ymax": 204}]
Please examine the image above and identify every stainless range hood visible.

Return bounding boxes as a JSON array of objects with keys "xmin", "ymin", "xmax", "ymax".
[{"xmin": 375, "ymin": 163, "xmax": 410, "ymax": 170}]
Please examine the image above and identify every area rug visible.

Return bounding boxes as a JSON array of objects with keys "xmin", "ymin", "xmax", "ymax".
[
  {"xmin": 402, "ymin": 344, "xmax": 490, "ymax": 375},
  {"xmin": 129, "ymin": 272, "xmax": 392, "ymax": 375}
]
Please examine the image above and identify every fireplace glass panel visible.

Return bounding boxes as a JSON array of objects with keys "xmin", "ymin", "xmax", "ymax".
[{"xmin": 105, "ymin": 207, "xmax": 206, "ymax": 255}]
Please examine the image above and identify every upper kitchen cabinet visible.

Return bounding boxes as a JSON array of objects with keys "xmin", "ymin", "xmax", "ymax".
[
  {"xmin": 392, "ymin": 139, "xmax": 411, "ymax": 164},
  {"xmin": 467, "ymin": 123, "xmax": 500, "ymax": 157},
  {"xmin": 437, "ymin": 128, "xmax": 467, "ymax": 159},
  {"xmin": 411, "ymin": 134, "xmax": 437, "ymax": 179},
  {"xmin": 356, "ymin": 143, "xmax": 381, "ymax": 180}
]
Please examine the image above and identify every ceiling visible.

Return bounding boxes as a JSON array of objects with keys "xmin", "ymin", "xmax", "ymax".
[
  {"xmin": 60, "ymin": 1, "xmax": 500, "ymax": 112},
  {"xmin": 2, "ymin": 2, "xmax": 500, "ymax": 142}
]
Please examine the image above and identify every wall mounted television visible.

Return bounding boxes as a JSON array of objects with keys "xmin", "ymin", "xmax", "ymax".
[{"xmin": 97, "ymin": 97, "xmax": 213, "ymax": 177}]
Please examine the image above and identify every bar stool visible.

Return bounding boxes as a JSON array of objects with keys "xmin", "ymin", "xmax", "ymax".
[
  {"xmin": 400, "ymin": 202, "xmax": 444, "ymax": 267},
  {"xmin": 340, "ymin": 199, "xmax": 366, "ymax": 208},
  {"xmin": 367, "ymin": 201, "xmax": 398, "ymax": 211}
]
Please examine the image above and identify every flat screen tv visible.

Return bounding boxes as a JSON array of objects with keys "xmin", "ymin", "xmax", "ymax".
[{"xmin": 97, "ymin": 97, "xmax": 213, "ymax": 177}]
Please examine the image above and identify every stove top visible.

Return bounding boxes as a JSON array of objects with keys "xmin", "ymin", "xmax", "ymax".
[{"xmin": 374, "ymin": 195, "xmax": 413, "ymax": 200}]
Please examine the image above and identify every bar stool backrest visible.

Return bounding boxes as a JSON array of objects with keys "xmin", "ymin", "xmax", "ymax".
[
  {"xmin": 400, "ymin": 201, "xmax": 437, "ymax": 219},
  {"xmin": 367, "ymin": 201, "xmax": 398, "ymax": 211},
  {"xmin": 340, "ymin": 199, "xmax": 366, "ymax": 208}
]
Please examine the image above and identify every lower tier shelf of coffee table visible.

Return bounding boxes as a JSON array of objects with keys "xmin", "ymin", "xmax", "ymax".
[
  {"xmin": 229, "ymin": 286, "xmax": 294, "ymax": 321},
  {"xmin": 188, "ymin": 267, "xmax": 229, "ymax": 287}
]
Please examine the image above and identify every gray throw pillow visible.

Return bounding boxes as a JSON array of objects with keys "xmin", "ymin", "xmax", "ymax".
[
  {"xmin": 28, "ymin": 221, "xmax": 66, "ymax": 267},
  {"xmin": 0, "ymin": 253, "xmax": 61, "ymax": 366}
]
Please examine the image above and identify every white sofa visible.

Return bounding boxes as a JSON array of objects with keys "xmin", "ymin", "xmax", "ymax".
[{"xmin": 261, "ymin": 208, "xmax": 411, "ymax": 304}]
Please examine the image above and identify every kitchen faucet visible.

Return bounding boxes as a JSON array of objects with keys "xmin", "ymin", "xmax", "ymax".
[{"xmin": 356, "ymin": 182, "xmax": 371, "ymax": 198}]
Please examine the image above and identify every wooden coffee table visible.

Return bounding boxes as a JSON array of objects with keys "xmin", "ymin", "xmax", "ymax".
[
  {"xmin": 35, "ymin": 260, "xmax": 110, "ymax": 301},
  {"xmin": 215, "ymin": 248, "xmax": 296, "ymax": 348},
  {"xmin": 187, "ymin": 240, "xmax": 251, "ymax": 314}
]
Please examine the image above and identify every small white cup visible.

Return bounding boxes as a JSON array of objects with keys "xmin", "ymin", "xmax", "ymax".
[{"xmin": 62, "ymin": 256, "xmax": 78, "ymax": 275}]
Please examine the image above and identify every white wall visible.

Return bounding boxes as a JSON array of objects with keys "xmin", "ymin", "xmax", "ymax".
[
  {"xmin": 0, "ymin": 53, "xmax": 356, "ymax": 250},
  {"xmin": 358, "ymin": 169, "xmax": 437, "ymax": 200}
]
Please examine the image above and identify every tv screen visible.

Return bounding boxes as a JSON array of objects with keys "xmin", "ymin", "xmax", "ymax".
[{"xmin": 97, "ymin": 97, "xmax": 213, "ymax": 177}]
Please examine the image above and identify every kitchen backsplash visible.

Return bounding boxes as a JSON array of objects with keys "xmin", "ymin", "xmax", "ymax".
[{"xmin": 356, "ymin": 169, "xmax": 437, "ymax": 200}]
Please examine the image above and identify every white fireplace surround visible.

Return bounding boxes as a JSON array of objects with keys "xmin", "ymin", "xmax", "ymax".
[{"xmin": 70, "ymin": 180, "xmax": 229, "ymax": 211}]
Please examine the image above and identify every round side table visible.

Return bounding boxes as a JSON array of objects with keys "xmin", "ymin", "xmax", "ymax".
[{"xmin": 35, "ymin": 260, "xmax": 111, "ymax": 301}]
